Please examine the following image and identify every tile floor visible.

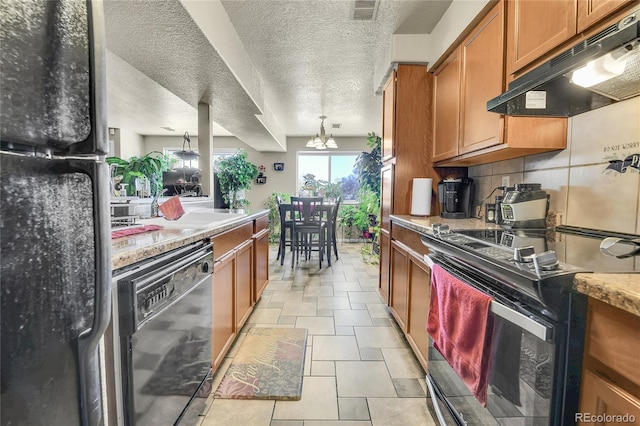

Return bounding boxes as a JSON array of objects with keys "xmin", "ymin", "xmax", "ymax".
[{"xmin": 197, "ymin": 243, "xmax": 437, "ymax": 426}]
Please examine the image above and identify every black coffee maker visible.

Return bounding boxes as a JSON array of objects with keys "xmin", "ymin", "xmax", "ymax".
[{"xmin": 437, "ymin": 177, "xmax": 474, "ymax": 218}]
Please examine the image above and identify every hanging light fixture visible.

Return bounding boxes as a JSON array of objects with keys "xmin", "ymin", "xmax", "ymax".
[
  {"xmin": 174, "ymin": 131, "xmax": 200, "ymax": 161},
  {"xmin": 306, "ymin": 116, "xmax": 338, "ymax": 150}
]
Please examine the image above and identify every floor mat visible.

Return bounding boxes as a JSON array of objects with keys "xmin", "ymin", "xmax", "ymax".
[{"xmin": 214, "ymin": 327, "xmax": 307, "ymax": 400}]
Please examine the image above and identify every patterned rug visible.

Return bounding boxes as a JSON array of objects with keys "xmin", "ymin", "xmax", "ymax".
[{"xmin": 214, "ymin": 327, "xmax": 308, "ymax": 400}]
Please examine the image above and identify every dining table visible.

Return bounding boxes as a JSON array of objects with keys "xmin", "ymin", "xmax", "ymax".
[{"xmin": 279, "ymin": 201, "xmax": 338, "ymax": 267}]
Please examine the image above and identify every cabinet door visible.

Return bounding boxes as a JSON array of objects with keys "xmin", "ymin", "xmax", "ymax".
[
  {"xmin": 459, "ymin": 3, "xmax": 504, "ymax": 155},
  {"xmin": 379, "ymin": 228, "xmax": 391, "ymax": 304},
  {"xmin": 390, "ymin": 240, "xmax": 409, "ymax": 331},
  {"xmin": 507, "ymin": 0, "xmax": 577, "ymax": 75},
  {"xmin": 577, "ymin": 0, "xmax": 634, "ymax": 32},
  {"xmin": 407, "ymin": 250, "xmax": 431, "ymax": 372},
  {"xmin": 578, "ymin": 370, "xmax": 640, "ymax": 425},
  {"xmin": 433, "ymin": 49, "xmax": 461, "ymax": 162},
  {"xmin": 213, "ymin": 252, "xmax": 236, "ymax": 371},
  {"xmin": 235, "ymin": 239, "xmax": 253, "ymax": 330},
  {"xmin": 253, "ymin": 229, "xmax": 270, "ymax": 303},
  {"xmin": 382, "ymin": 70, "xmax": 396, "ymax": 162},
  {"xmin": 380, "ymin": 163, "xmax": 394, "ymax": 232}
]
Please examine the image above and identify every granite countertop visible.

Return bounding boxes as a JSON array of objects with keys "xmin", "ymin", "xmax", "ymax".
[
  {"xmin": 574, "ymin": 274, "xmax": 640, "ymax": 316},
  {"xmin": 390, "ymin": 215, "xmax": 640, "ymax": 317},
  {"xmin": 111, "ymin": 209, "xmax": 269, "ymax": 270},
  {"xmin": 390, "ymin": 214, "xmax": 501, "ymax": 233}
]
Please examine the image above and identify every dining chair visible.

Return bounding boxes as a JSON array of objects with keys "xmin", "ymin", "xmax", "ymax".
[
  {"xmin": 290, "ymin": 196, "xmax": 326, "ymax": 268},
  {"xmin": 329, "ymin": 196, "xmax": 342, "ymax": 260},
  {"xmin": 276, "ymin": 196, "xmax": 294, "ymax": 266}
]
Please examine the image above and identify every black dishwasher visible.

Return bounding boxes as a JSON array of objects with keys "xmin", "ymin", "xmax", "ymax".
[{"xmin": 114, "ymin": 241, "xmax": 213, "ymax": 425}]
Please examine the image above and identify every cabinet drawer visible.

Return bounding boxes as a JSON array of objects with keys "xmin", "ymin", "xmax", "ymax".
[
  {"xmin": 586, "ymin": 298, "xmax": 640, "ymax": 388},
  {"xmin": 211, "ymin": 222, "xmax": 253, "ymax": 261},
  {"xmin": 579, "ymin": 369, "xmax": 640, "ymax": 424},
  {"xmin": 392, "ymin": 224, "xmax": 429, "ymax": 257},
  {"xmin": 254, "ymin": 215, "xmax": 268, "ymax": 234}
]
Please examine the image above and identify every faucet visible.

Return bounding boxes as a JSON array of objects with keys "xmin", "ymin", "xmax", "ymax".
[{"xmin": 151, "ymin": 188, "xmax": 168, "ymax": 217}]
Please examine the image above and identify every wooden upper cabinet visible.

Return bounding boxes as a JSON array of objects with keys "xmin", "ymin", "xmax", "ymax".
[
  {"xmin": 460, "ymin": 3, "xmax": 505, "ymax": 155},
  {"xmin": 432, "ymin": 49, "xmax": 461, "ymax": 162},
  {"xmin": 577, "ymin": 0, "xmax": 635, "ymax": 32},
  {"xmin": 382, "ymin": 71, "xmax": 396, "ymax": 162},
  {"xmin": 507, "ymin": 0, "xmax": 634, "ymax": 76},
  {"xmin": 507, "ymin": 0, "xmax": 577, "ymax": 75}
]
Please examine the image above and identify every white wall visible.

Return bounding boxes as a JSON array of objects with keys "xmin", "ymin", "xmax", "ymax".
[
  {"xmin": 118, "ymin": 128, "xmax": 145, "ymax": 159},
  {"xmin": 143, "ymin": 134, "xmax": 370, "ymax": 210},
  {"xmin": 469, "ymin": 97, "xmax": 640, "ymax": 235}
]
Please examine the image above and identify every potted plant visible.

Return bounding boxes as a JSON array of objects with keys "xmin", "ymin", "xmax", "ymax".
[
  {"xmin": 215, "ymin": 149, "xmax": 259, "ymax": 210},
  {"xmin": 320, "ymin": 181, "xmax": 343, "ymax": 202},
  {"xmin": 264, "ymin": 192, "xmax": 291, "ymax": 243},
  {"xmin": 337, "ymin": 205, "xmax": 359, "ymax": 242},
  {"xmin": 106, "ymin": 152, "xmax": 175, "ymax": 197},
  {"xmin": 300, "ymin": 173, "xmax": 320, "ymax": 196},
  {"xmin": 354, "ymin": 132, "xmax": 382, "ymax": 194},
  {"xmin": 354, "ymin": 187, "xmax": 380, "ymax": 239}
]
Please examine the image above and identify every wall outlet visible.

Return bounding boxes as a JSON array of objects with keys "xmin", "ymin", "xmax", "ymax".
[{"xmin": 501, "ymin": 176, "xmax": 510, "ymax": 187}]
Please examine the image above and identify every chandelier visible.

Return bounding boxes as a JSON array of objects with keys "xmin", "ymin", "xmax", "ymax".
[{"xmin": 306, "ymin": 116, "xmax": 337, "ymax": 150}]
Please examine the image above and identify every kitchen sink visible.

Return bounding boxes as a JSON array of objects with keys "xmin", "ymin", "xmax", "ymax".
[{"xmin": 141, "ymin": 209, "xmax": 247, "ymax": 229}]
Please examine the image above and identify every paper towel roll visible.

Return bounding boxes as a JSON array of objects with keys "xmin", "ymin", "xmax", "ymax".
[{"xmin": 411, "ymin": 178, "xmax": 432, "ymax": 216}]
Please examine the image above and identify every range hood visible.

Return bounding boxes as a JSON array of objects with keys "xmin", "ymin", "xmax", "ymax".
[{"xmin": 488, "ymin": 8, "xmax": 640, "ymax": 117}]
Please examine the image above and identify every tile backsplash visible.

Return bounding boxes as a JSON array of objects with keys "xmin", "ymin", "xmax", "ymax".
[{"xmin": 469, "ymin": 97, "xmax": 640, "ymax": 234}]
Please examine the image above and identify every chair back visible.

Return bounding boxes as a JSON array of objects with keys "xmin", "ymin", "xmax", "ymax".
[
  {"xmin": 290, "ymin": 196, "xmax": 324, "ymax": 223},
  {"xmin": 331, "ymin": 195, "xmax": 342, "ymax": 225}
]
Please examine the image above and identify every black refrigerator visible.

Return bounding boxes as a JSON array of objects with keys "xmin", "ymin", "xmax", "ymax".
[{"xmin": 1, "ymin": 2, "xmax": 112, "ymax": 425}]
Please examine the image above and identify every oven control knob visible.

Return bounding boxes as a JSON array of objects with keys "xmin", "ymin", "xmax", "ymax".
[
  {"xmin": 532, "ymin": 250, "xmax": 559, "ymax": 274},
  {"xmin": 514, "ymin": 246, "xmax": 535, "ymax": 263},
  {"xmin": 436, "ymin": 225, "xmax": 451, "ymax": 235},
  {"xmin": 201, "ymin": 261, "xmax": 210, "ymax": 274}
]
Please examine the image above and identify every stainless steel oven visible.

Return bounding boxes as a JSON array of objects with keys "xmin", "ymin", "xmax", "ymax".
[
  {"xmin": 112, "ymin": 241, "xmax": 213, "ymax": 425},
  {"xmin": 423, "ymin": 255, "xmax": 582, "ymax": 425},
  {"xmin": 418, "ymin": 224, "xmax": 639, "ymax": 426}
]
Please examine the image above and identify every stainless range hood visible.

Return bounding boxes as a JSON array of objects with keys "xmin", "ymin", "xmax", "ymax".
[{"xmin": 488, "ymin": 8, "xmax": 640, "ymax": 117}]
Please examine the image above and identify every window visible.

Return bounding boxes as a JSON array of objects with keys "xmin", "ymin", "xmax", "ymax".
[{"xmin": 297, "ymin": 152, "xmax": 360, "ymax": 200}]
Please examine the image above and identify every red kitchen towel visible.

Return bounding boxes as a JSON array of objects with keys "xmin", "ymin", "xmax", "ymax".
[
  {"xmin": 158, "ymin": 196, "xmax": 185, "ymax": 220},
  {"xmin": 111, "ymin": 225, "xmax": 164, "ymax": 239},
  {"xmin": 426, "ymin": 264, "xmax": 494, "ymax": 406}
]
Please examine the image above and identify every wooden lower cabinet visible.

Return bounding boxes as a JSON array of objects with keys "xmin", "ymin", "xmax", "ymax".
[
  {"xmin": 390, "ymin": 240, "xmax": 409, "ymax": 330},
  {"xmin": 578, "ymin": 370, "xmax": 640, "ymax": 425},
  {"xmin": 388, "ymin": 224, "xmax": 432, "ymax": 372},
  {"xmin": 253, "ymin": 228, "xmax": 269, "ymax": 303},
  {"xmin": 210, "ymin": 213, "xmax": 270, "ymax": 373},
  {"xmin": 379, "ymin": 228, "xmax": 391, "ymax": 304},
  {"xmin": 212, "ymin": 251, "xmax": 236, "ymax": 371},
  {"xmin": 578, "ymin": 298, "xmax": 640, "ymax": 424},
  {"xmin": 235, "ymin": 239, "xmax": 254, "ymax": 331},
  {"xmin": 406, "ymin": 250, "xmax": 431, "ymax": 371}
]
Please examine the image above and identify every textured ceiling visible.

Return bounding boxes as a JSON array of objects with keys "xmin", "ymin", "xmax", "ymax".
[{"xmin": 104, "ymin": 0, "xmax": 452, "ymax": 150}]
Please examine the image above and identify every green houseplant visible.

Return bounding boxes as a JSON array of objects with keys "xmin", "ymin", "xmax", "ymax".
[
  {"xmin": 264, "ymin": 192, "xmax": 291, "ymax": 243},
  {"xmin": 106, "ymin": 152, "xmax": 175, "ymax": 197},
  {"xmin": 216, "ymin": 150, "xmax": 259, "ymax": 209},
  {"xmin": 354, "ymin": 132, "xmax": 382, "ymax": 194}
]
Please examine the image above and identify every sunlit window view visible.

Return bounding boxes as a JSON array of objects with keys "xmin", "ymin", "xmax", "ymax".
[{"xmin": 297, "ymin": 153, "xmax": 359, "ymax": 200}]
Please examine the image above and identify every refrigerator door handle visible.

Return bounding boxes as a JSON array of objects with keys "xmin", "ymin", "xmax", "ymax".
[{"xmin": 76, "ymin": 160, "xmax": 113, "ymax": 426}]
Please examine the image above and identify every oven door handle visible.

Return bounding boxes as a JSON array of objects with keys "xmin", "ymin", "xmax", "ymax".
[{"xmin": 425, "ymin": 254, "xmax": 550, "ymax": 341}]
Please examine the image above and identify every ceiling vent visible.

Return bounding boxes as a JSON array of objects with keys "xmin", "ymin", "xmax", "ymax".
[
  {"xmin": 351, "ymin": 0, "xmax": 380, "ymax": 20},
  {"xmin": 332, "ymin": 123, "xmax": 342, "ymax": 129},
  {"xmin": 160, "ymin": 126, "xmax": 175, "ymax": 132}
]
